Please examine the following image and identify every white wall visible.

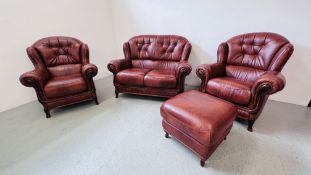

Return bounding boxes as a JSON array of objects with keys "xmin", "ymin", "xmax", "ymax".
[
  {"xmin": 1, "ymin": 0, "xmax": 310, "ymax": 112},
  {"xmin": 111, "ymin": 0, "xmax": 311, "ymax": 106},
  {"xmin": 0, "ymin": 0, "xmax": 115, "ymax": 112}
]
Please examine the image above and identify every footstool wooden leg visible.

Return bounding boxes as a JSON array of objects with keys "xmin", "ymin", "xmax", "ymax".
[
  {"xmin": 94, "ymin": 97, "xmax": 99, "ymax": 105},
  {"xmin": 165, "ymin": 132, "xmax": 169, "ymax": 138},
  {"xmin": 115, "ymin": 89, "xmax": 119, "ymax": 98},
  {"xmin": 44, "ymin": 107, "xmax": 51, "ymax": 118},
  {"xmin": 200, "ymin": 159, "xmax": 206, "ymax": 167},
  {"xmin": 248, "ymin": 119, "xmax": 254, "ymax": 132},
  {"xmin": 224, "ymin": 136, "xmax": 227, "ymax": 140}
]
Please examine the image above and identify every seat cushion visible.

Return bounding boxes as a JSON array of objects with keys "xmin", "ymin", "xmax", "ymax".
[
  {"xmin": 206, "ymin": 77, "xmax": 252, "ymax": 106},
  {"xmin": 161, "ymin": 90, "xmax": 236, "ymax": 146},
  {"xmin": 144, "ymin": 70, "xmax": 177, "ymax": 88},
  {"xmin": 116, "ymin": 68, "xmax": 150, "ymax": 87},
  {"xmin": 44, "ymin": 74, "xmax": 87, "ymax": 99}
]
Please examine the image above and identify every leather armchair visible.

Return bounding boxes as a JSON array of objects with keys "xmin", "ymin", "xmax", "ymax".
[
  {"xmin": 20, "ymin": 37, "xmax": 99, "ymax": 118},
  {"xmin": 196, "ymin": 32, "xmax": 294, "ymax": 131},
  {"xmin": 108, "ymin": 35, "xmax": 192, "ymax": 98}
]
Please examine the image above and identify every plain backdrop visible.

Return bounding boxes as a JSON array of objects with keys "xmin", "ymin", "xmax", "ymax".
[{"xmin": 0, "ymin": 0, "xmax": 310, "ymax": 112}]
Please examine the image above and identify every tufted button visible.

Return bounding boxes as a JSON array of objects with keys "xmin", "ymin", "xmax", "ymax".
[
  {"xmin": 44, "ymin": 42, "xmax": 51, "ymax": 48},
  {"xmin": 64, "ymin": 48, "xmax": 69, "ymax": 54},
  {"xmin": 58, "ymin": 49, "xmax": 65, "ymax": 55}
]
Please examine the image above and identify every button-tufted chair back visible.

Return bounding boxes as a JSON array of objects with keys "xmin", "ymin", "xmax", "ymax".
[
  {"xmin": 218, "ymin": 32, "xmax": 294, "ymax": 82},
  {"xmin": 124, "ymin": 35, "xmax": 191, "ymax": 71},
  {"xmin": 29, "ymin": 36, "xmax": 87, "ymax": 78}
]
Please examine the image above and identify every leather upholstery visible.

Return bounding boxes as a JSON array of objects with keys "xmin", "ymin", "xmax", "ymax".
[
  {"xmin": 34, "ymin": 37, "xmax": 82, "ymax": 67},
  {"xmin": 108, "ymin": 35, "xmax": 192, "ymax": 97},
  {"xmin": 144, "ymin": 70, "xmax": 176, "ymax": 88},
  {"xmin": 128, "ymin": 35, "xmax": 189, "ymax": 61},
  {"xmin": 196, "ymin": 32, "xmax": 294, "ymax": 131},
  {"xmin": 207, "ymin": 77, "xmax": 252, "ymax": 106},
  {"xmin": 131, "ymin": 60, "xmax": 180, "ymax": 71},
  {"xmin": 44, "ymin": 74, "xmax": 87, "ymax": 98},
  {"xmin": 20, "ymin": 36, "xmax": 99, "ymax": 118},
  {"xmin": 161, "ymin": 90, "xmax": 236, "ymax": 166},
  {"xmin": 48, "ymin": 64, "xmax": 82, "ymax": 77},
  {"xmin": 116, "ymin": 68, "xmax": 150, "ymax": 87}
]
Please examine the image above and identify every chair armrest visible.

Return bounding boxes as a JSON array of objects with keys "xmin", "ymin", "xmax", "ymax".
[
  {"xmin": 176, "ymin": 62, "xmax": 192, "ymax": 77},
  {"xmin": 82, "ymin": 64, "xmax": 98, "ymax": 79},
  {"xmin": 251, "ymin": 71, "xmax": 286, "ymax": 96},
  {"xmin": 19, "ymin": 69, "xmax": 49, "ymax": 89},
  {"xmin": 107, "ymin": 59, "xmax": 131, "ymax": 74},
  {"xmin": 196, "ymin": 63, "xmax": 225, "ymax": 91}
]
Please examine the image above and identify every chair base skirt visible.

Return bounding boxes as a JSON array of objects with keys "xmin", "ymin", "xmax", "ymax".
[
  {"xmin": 41, "ymin": 91, "xmax": 98, "ymax": 118},
  {"xmin": 115, "ymin": 86, "xmax": 183, "ymax": 98}
]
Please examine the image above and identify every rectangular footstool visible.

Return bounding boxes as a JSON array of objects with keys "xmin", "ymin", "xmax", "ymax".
[{"xmin": 160, "ymin": 90, "xmax": 237, "ymax": 167}]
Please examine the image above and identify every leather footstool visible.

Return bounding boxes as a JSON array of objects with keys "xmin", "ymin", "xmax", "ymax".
[{"xmin": 160, "ymin": 90, "xmax": 237, "ymax": 167}]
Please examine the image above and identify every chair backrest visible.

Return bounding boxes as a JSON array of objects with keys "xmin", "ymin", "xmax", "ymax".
[
  {"xmin": 124, "ymin": 35, "xmax": 191, "ymax": 70},
  {"xmin": 217, "ymin": 32, "xmax": 294, "ymax": 82},
  {"xmin": 28, "ymin": 36, "xmax": 87, "ymax": 77}
]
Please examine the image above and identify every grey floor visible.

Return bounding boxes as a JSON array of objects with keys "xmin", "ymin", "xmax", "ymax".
[{"xmin": 0, "ymin": 76, "xmax": 310, "ymax": 175}]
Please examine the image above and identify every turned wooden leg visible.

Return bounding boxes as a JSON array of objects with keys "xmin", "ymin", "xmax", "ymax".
[
  {"xmin": 200, "ymin": 159, "xmax": 206, "ymax": 167},
  {"xmin": 44, "ymin": 108, "xmax": 51, "ymax": 118},
  {"xmin": 165, "ymin": 132, "xmax": 169, "ymax": 138},
  {"xmin": 94, "ymin": 97, "xmax": 99, "ymax": 105},
  {"xmin": 248, "ymin": 119, "xmax": 254, "ymax": 132},
  {"xmin": 115, "ymin": 89, "xmax": 119, "ymax": 98}
]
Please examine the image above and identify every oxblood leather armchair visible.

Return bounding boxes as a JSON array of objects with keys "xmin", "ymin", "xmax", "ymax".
[
  {"xmin": 196, "ymin": 32, "xmax": 294, "ymax": 131},
  {"xmin": 20, "ymin": 37, "xmax": 99, "ymax": 118},
  {"xmin": 108, "ymin": 35, "xmax": 192, "ymax": 98}
]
